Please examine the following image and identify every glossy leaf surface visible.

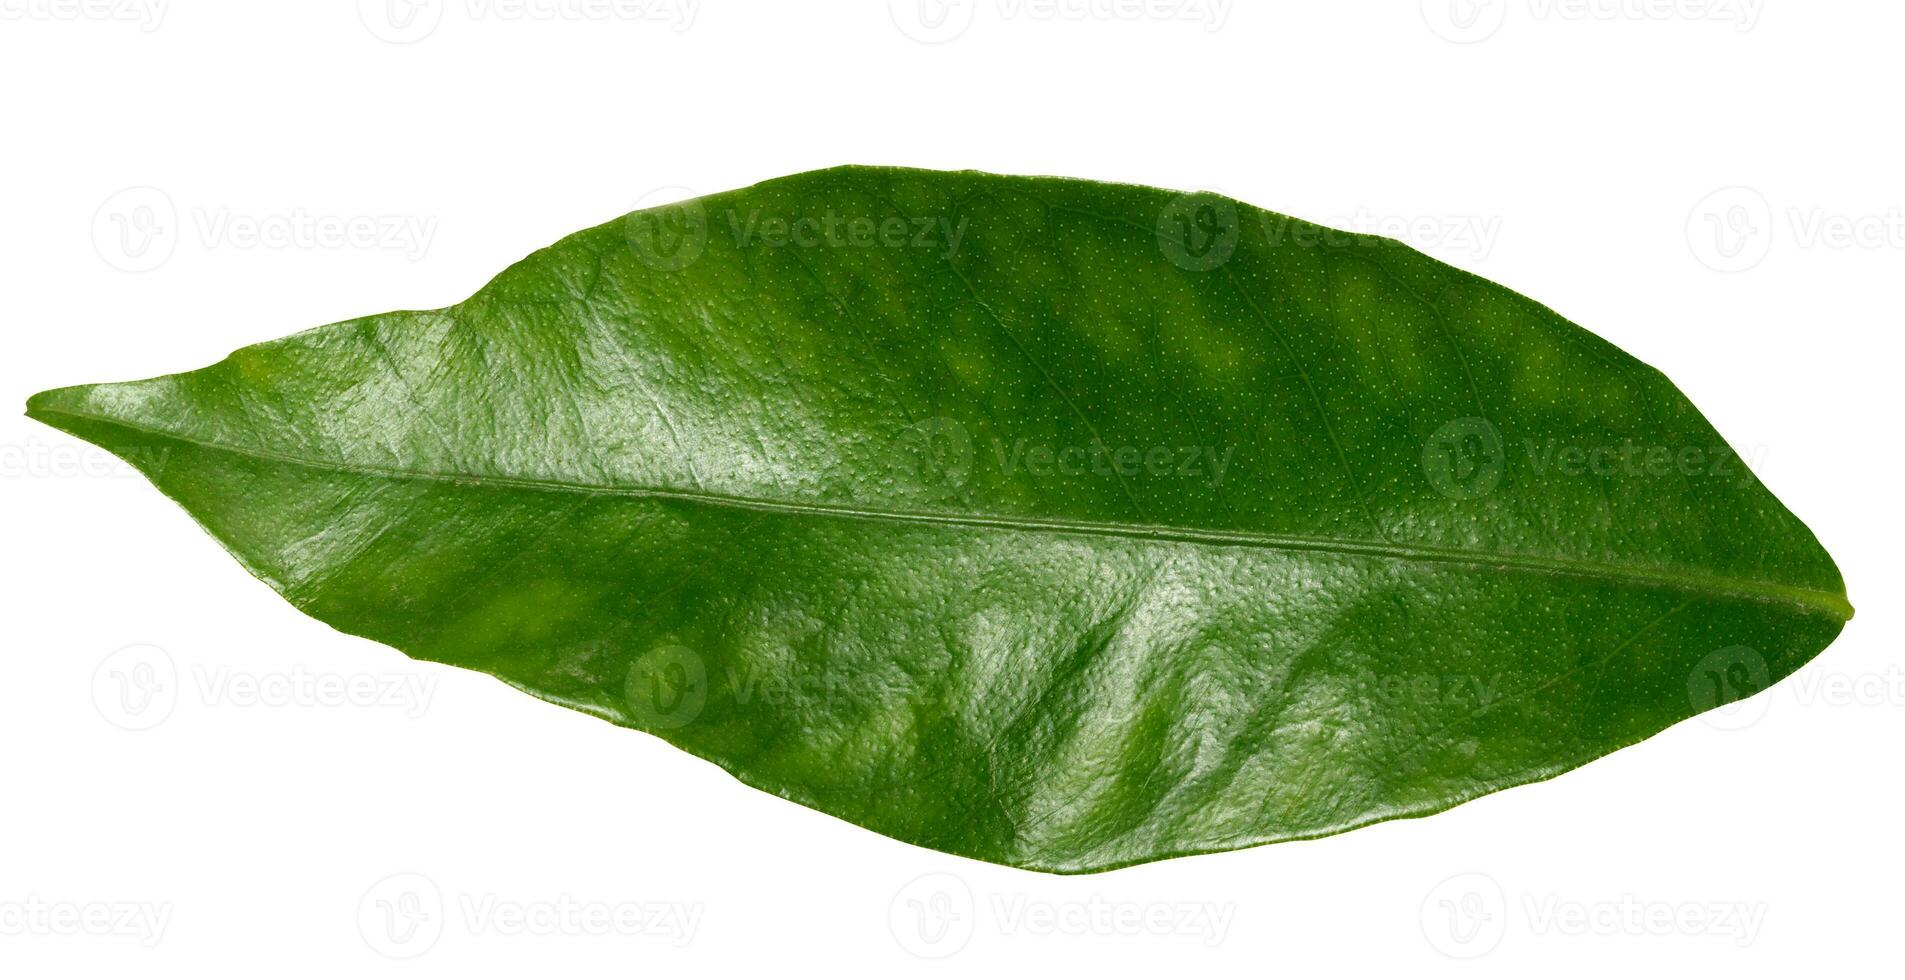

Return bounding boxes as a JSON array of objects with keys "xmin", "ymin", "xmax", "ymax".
[{"xmin": 29, "ymin": 166, "xmax": 1849, "ymax": 873}]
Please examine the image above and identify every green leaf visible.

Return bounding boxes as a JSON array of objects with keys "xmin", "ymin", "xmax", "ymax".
[{"xmin": 28, "ymin": 166, "xmax": 1849, "ymax": 873}]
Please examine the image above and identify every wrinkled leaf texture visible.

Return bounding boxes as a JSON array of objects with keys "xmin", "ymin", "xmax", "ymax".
[{"xmin": 29, "ymin": 166, "xmax": 1850, "ymax": 873}]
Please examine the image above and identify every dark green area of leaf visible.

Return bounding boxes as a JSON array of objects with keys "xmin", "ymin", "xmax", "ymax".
[{"xmin": 30, "ymin": 166, "xmax": 1849, "ymax": 872}]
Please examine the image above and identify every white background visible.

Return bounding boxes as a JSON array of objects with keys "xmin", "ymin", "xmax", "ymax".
[{"xmin": 1, "ymin": 1, "xmax": 1897, "ymax": 975}]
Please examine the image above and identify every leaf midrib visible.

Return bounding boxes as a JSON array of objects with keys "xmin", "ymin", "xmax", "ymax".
[{"xmin": 36, "ymin": 405, "xmax": 1852, "ymax": 620}]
